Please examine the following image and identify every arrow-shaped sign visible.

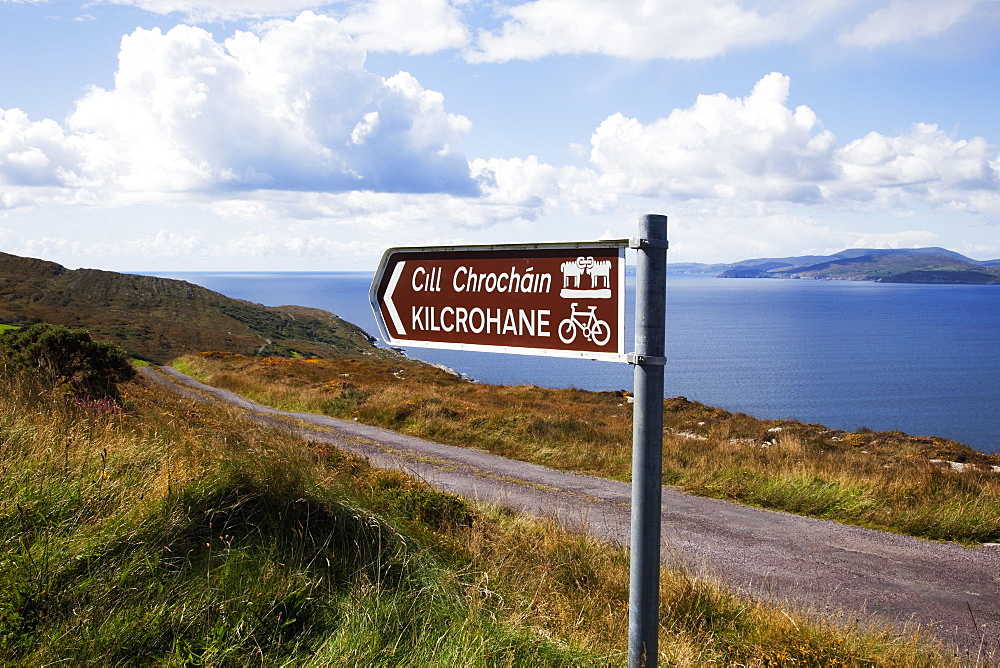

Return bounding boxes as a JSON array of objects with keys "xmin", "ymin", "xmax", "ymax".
[{"xmin": 370, "ymin": 241, "xmax": 628, "ymax": 361}]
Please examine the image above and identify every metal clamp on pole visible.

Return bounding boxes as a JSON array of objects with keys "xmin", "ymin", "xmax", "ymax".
[
  {"xmin": 626, "ymin": 353, "xmax": 667, "ymax": 366},
  {"xmin": 629, "ymin": 237, "xmax": 670, "ymax": 250}
]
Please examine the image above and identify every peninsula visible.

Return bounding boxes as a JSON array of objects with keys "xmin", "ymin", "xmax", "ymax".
[{"xmin": 670, "ymin": 247, "xmax": 1000, "ymax": 284}]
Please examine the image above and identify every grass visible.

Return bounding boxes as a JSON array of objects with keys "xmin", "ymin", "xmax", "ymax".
[
  {"xmin": 0, "ymin": 365, "xmax": 958, "ymax": 665},
  {"xmin": 0, "ymin": 374, "xmax": 592, "ymax": 664},
  {"xmin": 175, "ymin": 352, "xmax": 1000, "ymax": 545}
]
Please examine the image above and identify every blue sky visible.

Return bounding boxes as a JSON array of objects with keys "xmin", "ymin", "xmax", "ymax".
[{"xmin": 1, "ymin": 0, "xmax": 998, "ymax": 271}]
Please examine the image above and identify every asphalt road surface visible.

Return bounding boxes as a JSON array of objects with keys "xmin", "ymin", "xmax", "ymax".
[{"xmin": 140, "ymin": 366, "xmax": 999, "ymax": 661}]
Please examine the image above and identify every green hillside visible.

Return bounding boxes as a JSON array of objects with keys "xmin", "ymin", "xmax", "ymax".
[{"xmin": 0, "ymin": 252, "xmax": 384, "ymax": 363}]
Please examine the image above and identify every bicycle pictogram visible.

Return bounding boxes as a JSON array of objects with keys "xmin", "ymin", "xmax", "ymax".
[{"xmin": 558, "ymin": 302, "xmax": 611, "ymax": 346}]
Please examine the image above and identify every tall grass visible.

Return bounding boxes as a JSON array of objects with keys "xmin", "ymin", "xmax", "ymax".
[
  {"xmin": 177, "ymin": 353, "xmax": 1000, "ymax": 545},
  {"xmin": 0, "ymin": 366, "xmax": 956, "ymax": 664},
  {"xmin": 0, "ymin": 375, "xmax": 592, "ymax": 665}
]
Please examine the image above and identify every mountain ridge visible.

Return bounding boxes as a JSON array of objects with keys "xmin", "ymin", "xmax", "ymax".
[
  {"xmin": 0, "ymin": 251, "xmax": 384, "ymax": 363},
  {"xmin": 671, "ymin": 247, "xmax": 1000, "ymax": 284}
]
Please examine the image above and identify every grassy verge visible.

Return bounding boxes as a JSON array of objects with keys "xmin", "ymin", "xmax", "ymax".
[
  {"xmin": 175, "ymin": 352, "xmax": 1000, "ymax": 545},
  {"xmin": 0, "ymin": 367, "xmax": 955, "ymax": 665}
]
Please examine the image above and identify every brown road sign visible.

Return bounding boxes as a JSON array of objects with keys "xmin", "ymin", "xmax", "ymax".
[{"xmin": 370, "ymin": 242, "xmax": 628, "ymax": 361}]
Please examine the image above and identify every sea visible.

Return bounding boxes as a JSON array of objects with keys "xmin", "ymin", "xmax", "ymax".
[{"xmin": 146, "ymin": 271, "xmax": 1000, "ymax": 455}]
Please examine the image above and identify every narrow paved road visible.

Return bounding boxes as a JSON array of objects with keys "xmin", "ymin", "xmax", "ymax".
[{"xmin": 141, "ymin": 366, "xmax": 999, "ymax": 661}]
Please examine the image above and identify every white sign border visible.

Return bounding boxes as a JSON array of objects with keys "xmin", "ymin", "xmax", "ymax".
[{"xmin": 370, "ymin": 240, "xmax": 630, "ymax": 363}]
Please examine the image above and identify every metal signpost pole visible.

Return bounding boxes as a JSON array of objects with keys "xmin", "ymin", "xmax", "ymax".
[
  {"xmin": 628, "ymin": 214, "xmax": 668, "ymax": 667},
  {"xmin": 369, "ymin": 222, "xmax": 667, "ymax": 665}
]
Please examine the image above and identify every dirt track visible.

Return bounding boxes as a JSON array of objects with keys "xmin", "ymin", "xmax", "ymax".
[{"xmin": 140, "ymin": 365, "xmax": 1000, "ymax": 661}]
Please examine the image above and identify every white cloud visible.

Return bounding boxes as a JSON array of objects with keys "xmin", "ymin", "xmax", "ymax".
[
  {"xmin": 118, "ymin": 229, "xmax": 205, "ymax": 257},
  {"xmin": 589, "ymin": 73, "xmax": 837, "ymax": 203},
  {"xmin": 37, "ymin": 12, "xmax": 477, "ymax": 198},
  {"xmin": 842, "ymin": 230, "xmax": 940, "ymax": 249},
  {"xmin": 837, "ymin": 124, "xmax": 998, "ymax": 197},
  {"xmin": 20, "ymin": 235, "xmax": 85, "ymax": 261},
  {"xmin": 339, "ymin": 0, "xmax": 469, "ymax": 54},
  {"xmin": 221, "ymin": 232, "xmax": 380, "ymax": 259},
  {"xmin": 466, "ymin": 0, "xmax": 841, "ymax": 63},
  {"xmin": 0, "ymin": 108, "xmax": 86, "ymax": 187},
  {"xmin": 471, "ymin": 155, "xmax": 618, "ymax": 217},
  {"xmin": 584, "ymin": 72, "xmax": 1000, "ymax": 218},
  {"xmin": 840, "ymin": 0, "xmax": 987, "ymax": 47},
  {"xmin": 209, "ymin": 187, "xmax": 560, "ymax": 233},
  {"xmin": 102, "ymin": 0, "xmax": 470, "ymax": 53},
  {"xmin": 101, "ymin": 0, "xmax": 329, "ymax": 21},
  {"xmin": 8, "ymin": 226, "xmax": 380, "ymax": 269},
  {"xmin": 94, "ymin": 0, "xmax": 994, "ymax": 60},
  {"xmin": 174, "ymin": 69, "xmax": 995, "ymax": 256}
]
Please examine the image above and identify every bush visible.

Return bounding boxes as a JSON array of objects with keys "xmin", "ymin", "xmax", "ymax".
[{"xmin": 0, "ymin": 323, "xmax": 136, "ymax": 401}]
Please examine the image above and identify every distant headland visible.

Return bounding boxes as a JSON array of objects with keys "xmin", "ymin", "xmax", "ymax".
[{"xmin": 669, "ymin": 247, "xmax": 1000, "ymax": 284}]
